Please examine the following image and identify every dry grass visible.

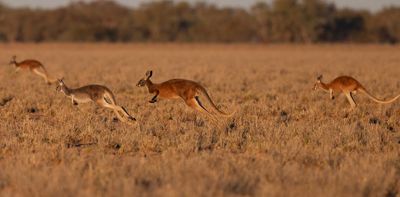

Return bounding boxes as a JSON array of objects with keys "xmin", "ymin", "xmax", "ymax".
[{"xmin": 0, "ymin": 43, "xmax": 400, "ymax": 197}]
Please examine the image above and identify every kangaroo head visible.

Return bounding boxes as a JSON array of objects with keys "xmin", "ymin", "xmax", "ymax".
[
  {"xmin": 313, "ymin": 75, "xmax": 323, "ymax": 90},
  {"xmin": 9, "ymin": 55, "xmax": 16, "ymax": 66},
  {"xmin": 56, "ymin": 78, "xmax": 67, "ymax": 93},
  {"xmin": 137, "ymin": 70, "xmax": 153, "ymax": 87}
]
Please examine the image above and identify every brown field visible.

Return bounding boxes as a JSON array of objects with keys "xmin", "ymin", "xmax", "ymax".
[{"xmin": 0, "ymin": 44, "xmax": 400, "ymax": 197}]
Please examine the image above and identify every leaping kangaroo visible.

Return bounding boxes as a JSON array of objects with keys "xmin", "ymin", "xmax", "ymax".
[
  {"xmin": 136, "ymin": 70, "xmax": 235, "ymax": 119},
  {"xmin": 9, "ymin": 55, "xmax": 57, "ymax": 85},
  {"xmin": 56, "ymin": 79, "xmax": 136, "ymax": 124},
  {"xmin": 313, "ymin": 75, "xmax": 400, "ymax": 108}
]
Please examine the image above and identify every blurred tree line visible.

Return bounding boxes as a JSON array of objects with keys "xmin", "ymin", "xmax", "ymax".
[{"xmin": 0, "ymin": 0, "xmax": 399, "ymax": 43}]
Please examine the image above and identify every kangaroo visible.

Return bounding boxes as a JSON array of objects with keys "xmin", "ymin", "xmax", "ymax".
[
  {"xmin": 313, "ymin": 75, "xmax": 400, "ymax": 108},
  {"xmin": 136, "ymin": 70, "xmax": 235, "ymax": 119},
  {"xmin": 9, "ymin": 55, "xmax": 57, "ymax": 84},
  {"xmin": 56, "ymin": 79, "xmax": 136, "ymax": 124}
]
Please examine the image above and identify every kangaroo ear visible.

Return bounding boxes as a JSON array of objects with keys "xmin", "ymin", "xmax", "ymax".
[
  {"xmin": 317, "ymin": 75, "xmax": 323, "ymax": 81},
  {"xmin": 146, "ymin": 70, "xmax": 153, "ymax": 79},
  {"xmin": 12, "ymin": 55, "xmax": 16, "ymax": 60}
]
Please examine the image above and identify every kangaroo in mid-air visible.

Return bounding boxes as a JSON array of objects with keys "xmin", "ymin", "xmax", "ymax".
[
  {"xmin": 313, "ymin": 75, "xmax": 400, "ymax": 108},
  {"xmin": 136, "ymin": 70, "xmax": 235, "ymax": 119},
  {"xmin": 9, "ymin": 55, "xmax": 57, "ymax": 84},
  {"xmin": 56, "ymin": 78, "xmax": 136, "ymax": 124}
]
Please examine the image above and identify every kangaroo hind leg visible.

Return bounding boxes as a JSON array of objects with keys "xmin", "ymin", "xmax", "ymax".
[
  {"xmin": 186, "ymin": 97, "xmax": 217, "ymax": 122},
  {"xmin": 118, "ymin": 105, "xmax": 136, "ymax": 121},
  {"xmin": 344, "ymin": 92, "xmax": 357, "ymax": 108},
  {"xmin": 99, "ymin": 99, "xmax": 127, "ymax": 122},
  {"xmin": 32, "ymin": 68, "xmax": 50, "ymax": 84}
]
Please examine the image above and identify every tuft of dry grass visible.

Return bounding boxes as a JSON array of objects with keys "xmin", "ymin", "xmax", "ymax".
[{"xmin": 0, "ymin": 43, "xmax": 400, "ymax": 196}]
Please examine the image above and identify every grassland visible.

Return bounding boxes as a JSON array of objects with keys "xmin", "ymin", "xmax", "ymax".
[{"xmin": 0, "ymin": 44, "xmax": 400, "ymax": 197}]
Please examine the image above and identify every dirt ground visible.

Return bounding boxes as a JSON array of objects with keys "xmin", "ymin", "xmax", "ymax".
[{"xmin": 0, "ymin": 44, "xmax": 399, "ymax": 196}]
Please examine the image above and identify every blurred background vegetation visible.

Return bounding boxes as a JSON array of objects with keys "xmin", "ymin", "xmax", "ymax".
[{"xmin": 0, "ymin": 0, "xmax": 399, "ymax": 43}]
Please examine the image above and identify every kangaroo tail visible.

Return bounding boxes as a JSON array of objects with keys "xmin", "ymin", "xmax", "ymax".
[
  {"xmin": 359, "ymin": 88, "xmax": 400, "ymax": 104},
  {"xmin": 198, "ymin": 87, "xmax": 235, "ymax": 117}
]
